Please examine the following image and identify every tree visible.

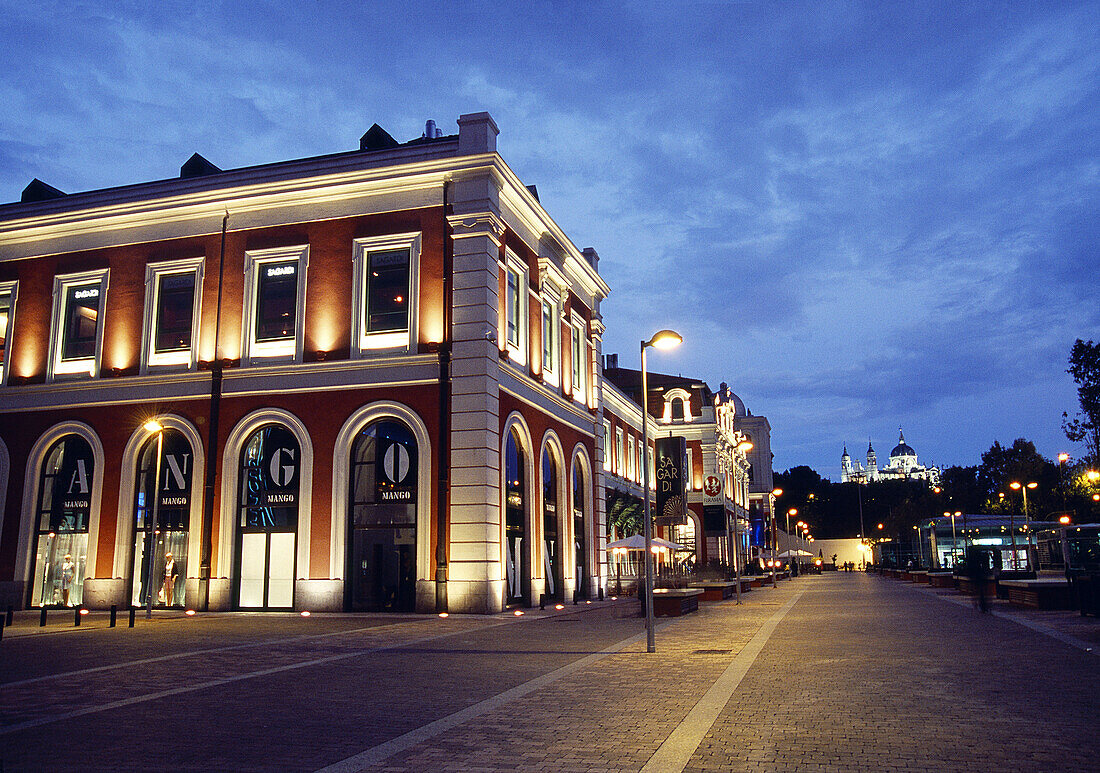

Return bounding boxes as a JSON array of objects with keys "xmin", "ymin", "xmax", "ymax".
[
  {"xmin": 938, "ymin": 465, "xmax": 984, "ymax": 514},
  {"xmin": 976, "ymin": 439, "xmax": 1057, "ymax": 516},
  {"xmin": 1064, "ymin": 339, "xmax": 1100, "ymax": 468}
]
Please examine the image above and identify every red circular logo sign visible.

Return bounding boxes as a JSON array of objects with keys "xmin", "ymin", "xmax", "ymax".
[{"xmin": 703, "ymin": 476, "xmax": 722, "ymax": 497}]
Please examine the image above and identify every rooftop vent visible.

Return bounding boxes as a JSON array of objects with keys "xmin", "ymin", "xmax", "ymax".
[
  {"xmin": 360, "ymin": 124, "xmax": 399, "ymax": 151},
  {"xmin": 21, "ymin": 178, "xmax": 66, "ymax": 203},
  {"xmin": 525, "ymin": 184, "xmax": 540, "ymax": 202},
  {"xmin": 180, "ymin": 153, "xmax": 222, "ymax": 179},
  {"xmin": 423, "ymin": 119, "xmax": 443, "ymax": 139}
]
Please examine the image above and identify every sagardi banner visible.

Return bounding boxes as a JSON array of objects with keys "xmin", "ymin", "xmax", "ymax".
[{"xmin": 655, "ymin": 436, "xmax": 686, "ymax": 526}]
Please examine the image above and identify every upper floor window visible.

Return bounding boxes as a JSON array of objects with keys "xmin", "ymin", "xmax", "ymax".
[
  {"xmin": 685, "ymin": 447, "xmax": 694, "ymax": 491},
  {"xmin": 541, "ymin": 296, "xmax": 559, "ymax": 384},
  {"xmin": 571, "ymin": 317, "xmax": 587, "ymax": 401},
  {"xmin": 603, "ymin": 420, "xmax": 612, "ymax": 471},
  {"xmin": 626, "ymin": 435, "xmax": 636, "ymax": 482},
  {"xmin": 352, "ymin": 233, "xmax": 421, "ymax": 355},
  {"xmin": 615, "ymin": 427, "xmax": 624, "ymax": 477},
  {"xmin": 49, "ymin": 270, "xmax": 109, "ymax": 380},
  {"xmin": 503, "ymin": 250, "xmax": 528, "ymax": 366},
  {"xmin": 0, "ymin": 281, "xmax": 15, "ymax": 384},
  {"xmin": 142, "ymin": 258, "xmax": 203, "ymax": 372},
  {"xmin": 242, "ymin": 245, "xmax": 308, "ymax": 365}
]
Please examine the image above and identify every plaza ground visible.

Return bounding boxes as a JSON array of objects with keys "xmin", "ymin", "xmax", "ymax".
[{"xmin": 2, "ymin": 573, "xmax": 1099, "ymax": 772}]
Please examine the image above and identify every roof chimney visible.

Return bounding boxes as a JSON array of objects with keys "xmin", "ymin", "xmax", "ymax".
[{"xmin": 180, "ymin": 153, "xmax": 221, "ymax": 179}]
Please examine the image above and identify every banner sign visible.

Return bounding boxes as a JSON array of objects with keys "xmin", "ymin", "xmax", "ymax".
[
  {"xmin": 654, "ymin": 436, "xmax": 686, "ymax": 526},
  {"xmin": 376, "ymin": 436, "xmax": 417, "ymax": 502},
  {"xmin": 702, "ymin": 474, "xmax": 723, "ymax": 505},
  {"xmin": 702, "ymin": 505, "xmax": 727, "ymax": 534}
]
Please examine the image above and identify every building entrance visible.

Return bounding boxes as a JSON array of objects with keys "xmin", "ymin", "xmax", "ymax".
[
  {"xmin": 235, "ymin": 424, "xmax": 299, "ymax": 610},
  {"xmin": 347, "ymin": 420, "xmax": 418, "ymax": 612}
]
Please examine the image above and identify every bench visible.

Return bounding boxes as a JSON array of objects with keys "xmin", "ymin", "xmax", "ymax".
[
  {"xmin": 956, "ymin": 575, "xmax": 996, "ymax": 598},
  {"xmin": 999, "ymin": 578, "xmax": 1072, "ymax": 610},
  {"xmin": 911, "ymin": 571, "xmax": 929, "ymax": 583},
  {"xmin": 688, "ymin": 581, "xmax": 737, "ymax": 601},
  {"xmin": 927, "ymin": 572, "xmax": 955, "ymax": 589},
  {"xmin": 650, "ymin": 588, "xmax": 704, "ymax": 616}
]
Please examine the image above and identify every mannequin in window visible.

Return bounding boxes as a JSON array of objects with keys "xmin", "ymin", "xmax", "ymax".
[
  {"xmin": 61, "ymin": 554, "xmax": 75, "ymax": 606},
  {"xmin": 162, "ymin": 552, "xmax": 177, "ymax": 606}
]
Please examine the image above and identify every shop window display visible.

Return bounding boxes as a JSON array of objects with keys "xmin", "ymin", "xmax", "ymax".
[
  {"xmin": 31, "ymin": 435, "xmax": 94, "ymax": 607},
  {"xmin": 131, "ymin": 429, "xmax": 193, "ymax": 607}
]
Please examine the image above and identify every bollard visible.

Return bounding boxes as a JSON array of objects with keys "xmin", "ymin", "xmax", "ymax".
[
  {"xmin": 40, "ymin": 607, "xmax": 48, "ymax": 627},
  {"xmin": 573, "ymin": 591, "xmax": 578, "ymax": 605},
  {"xmin": 128, "ymin": 606, "xmax": 136, "ymax": 628},
  {"xmin": 0, "ymin": 616, "xmax": 5, "ymax": 641},
  {"xmin": 5, "ymin": 606, "xmax": 12, "ymax": 626},
  {"xmin": 74, "ymin": 606, "xmax": 82, "ymax": 626},
  {"xmin": 539, "ymin": 593, "xmax": 546, "ymax": 610},
  {"xmin": 598, "ymin": 587, "xmax": 604, "ymax": 601},
  {"xmin": 109, "ymin": 605, "xmax": 117, "ymax": 628}
]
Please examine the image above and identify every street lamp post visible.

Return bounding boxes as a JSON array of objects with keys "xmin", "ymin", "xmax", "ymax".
[
  {"xmin": 1010, "ymin": 481, "xmax": 1037, "ymax": 570},
  {"xmin": 786, "ymin": 508, "xmax": 797, "ymax": 576},
  {"xmin": 142, "ymin": 420, "xmax": 165, "ymax": 620},
  {"xmin": 640, "ymin": 329, "xmax": 682, "ymax": 653},
  {"xmin": 729, "ymin": 439, "xmax": 753, "ymax": 605},
  {"xmin": 770, "ymin": 488, "xmax": 782, "ymax": 588}
]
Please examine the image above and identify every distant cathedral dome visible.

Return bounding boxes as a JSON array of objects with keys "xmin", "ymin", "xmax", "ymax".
[{"xmin": 890, "ymin": 429, "xmax": 917, "ymax": 459}]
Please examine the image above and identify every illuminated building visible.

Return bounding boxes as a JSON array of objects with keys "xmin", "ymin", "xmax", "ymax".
[
  {"xmin": 0, "ymin": 113, "xmax": 610, "ymax": 614},
  {"xmin": 841, "ymin": 429, "xmax": 940, "ymax": 486}
]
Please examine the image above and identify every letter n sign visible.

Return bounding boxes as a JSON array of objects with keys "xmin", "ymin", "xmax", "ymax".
[{"xmin": 655, "ymin": 436, "xmax": 686, "ymax": 526}]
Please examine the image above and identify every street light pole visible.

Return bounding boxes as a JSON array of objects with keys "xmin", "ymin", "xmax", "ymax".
[
  {"xmin": 640, "ymin": 329, "xmax": 681, "ymax": 653},
  {"xmin": 1010, "ymin": 481, "xmax": 1037, "ymax": 571},
  {"xmin": 143, "ymin": 420, "xmax": 165, "ymax": 620}
]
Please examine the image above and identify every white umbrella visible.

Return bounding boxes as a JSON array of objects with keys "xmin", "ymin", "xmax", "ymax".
[
  {"xmin": 606, "ymin": 534, "xmax": 686, "ymax": 551},
  {"xmin": 777, "ymin": 549, "xmax": 814, "ymax": 558}
]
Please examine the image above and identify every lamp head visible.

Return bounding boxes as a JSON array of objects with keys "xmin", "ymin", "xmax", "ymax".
[
  {"xmin": 1009, "ymin": 481, "xmax": 1021, "ymax": 490},
  {"xmin": 645, "ymin": 329, "xmax": 682, "ymax": 350},
  {"xmin": 143, "ymin": 419, "xmax": 164, "ymax": 433},
  {"xmin": 736, "ymin": 440, "xmax": 754, "ymax": 453},
  {"xmin": 1026, "ymin": 482, "xmax": 1038, "ymax": 489},
  {"xmin": 772, "ymin": 488, "xmax": 783, "ymax": 497}
]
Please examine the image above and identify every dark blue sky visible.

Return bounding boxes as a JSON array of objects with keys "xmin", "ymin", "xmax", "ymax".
[{"xmin": 3, "ymin": 1, "xmax": 1098, "ymax": 477}]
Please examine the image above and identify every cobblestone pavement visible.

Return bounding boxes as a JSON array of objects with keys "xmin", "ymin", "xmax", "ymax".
[{"xmin": 1, "ymin": 574, "xmax": 1098, "ymax": 772}]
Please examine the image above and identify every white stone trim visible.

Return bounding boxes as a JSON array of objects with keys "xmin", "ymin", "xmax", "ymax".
[{"xmin": 330, "ymin": 401, "xmax": 433, "ymax": 584}]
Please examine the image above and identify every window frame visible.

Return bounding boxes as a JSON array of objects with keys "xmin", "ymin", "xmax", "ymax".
[
  {"xmin": 242, "ymin": 245, "xmax": 308, "ymax": 365},
  {"xmin": 615, "ymin": 426, "xmax": 624, "ymax": 478},
  {"xmin": 503, "ymin": 250, "xmax": 528, "ymax": 366},
  {"xmin": 351, "ymin": 232, "xmax": 421, "ymax": 356},
  {"xmin": 141, "ymin": 257, "xmax": 204, "ymax": 373},
  {"xmin": 540, "ymin": 292, "xmax": 560, "ymax": 385},
  {"xmin": 48, "ymin": 269, "xmax": 109, "ymax": 381},
  {"xmin": 602, "ymin": 420, "xmax": 612, "ymax": 471},
  {"xmin": 626, "ymin": 435, "xmax": 636, "ymax": 482},
  {"xmin": 0, "ymin": 280, "xmax": 16, "ymax": 385},
  {"xmin": 570, "ymin": 315, "xmax": 587, "ymax": 403}
]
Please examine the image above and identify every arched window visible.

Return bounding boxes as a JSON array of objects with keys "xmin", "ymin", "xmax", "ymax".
[
  {"xmin": 542, "ymin": 447, "xmax": 560, "ymax": 600},
  {"xmin": 671, "ymin": 398, "xmax": 685, "ymax": 421},
  {"xmin": 573, "ymin": 460, "xmax": 587, "ymax": 598},
  {"xmin": 31, "ymin": 435, "xmax": 94, "ymax": 607},
  {"xmin": 236, "ymin": 424, "xmax": 300, "ymax": 609},
  {"xmin": 505, "ymin": 429, "xmax": 528, "ymax": 604},
  {"xmin": 131, "ymin": 429, "xmax": 193, "ymax": 608},
  {"xmin": 347, "ymin": 420, "xmax": 418, "ymax": 612}
]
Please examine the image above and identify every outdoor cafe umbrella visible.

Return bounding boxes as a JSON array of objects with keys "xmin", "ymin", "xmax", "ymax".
[{"xmin": 606, "ymin": 534, "xmax": 686, "ymax": 551}]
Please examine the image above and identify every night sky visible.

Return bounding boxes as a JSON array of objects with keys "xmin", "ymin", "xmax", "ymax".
[{"xmin": 2, "ymin": 1, "xmax": 1097, "ymax": 477}]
